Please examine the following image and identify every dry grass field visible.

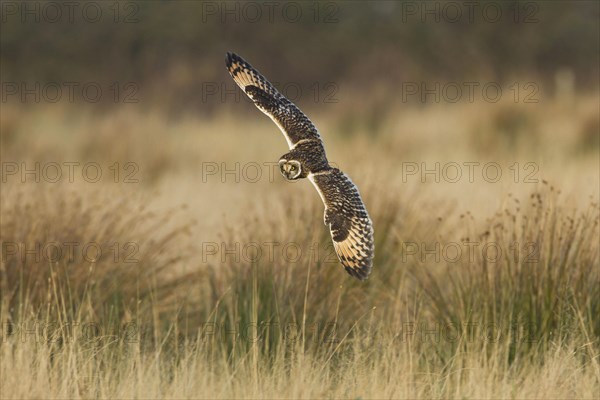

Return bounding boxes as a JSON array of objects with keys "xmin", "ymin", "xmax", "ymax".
[{"xmin": 1, "ymin": 88, "xmax": 599, "ymax": 397}]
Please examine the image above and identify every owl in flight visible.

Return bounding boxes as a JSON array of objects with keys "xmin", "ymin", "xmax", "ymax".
[{"xmin": 225, "ymin": 52, "xmax": 374, "ymax": 280}]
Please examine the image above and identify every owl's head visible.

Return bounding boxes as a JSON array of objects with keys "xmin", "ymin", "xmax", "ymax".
[{"xmin": 279, "ymin": 159, "xmax": 304, "ymax": 180}]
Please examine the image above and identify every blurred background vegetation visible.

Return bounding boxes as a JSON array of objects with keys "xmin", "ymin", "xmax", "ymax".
[{"xmin": 2, "ymin": 0, "xmax": 599, "ymax": 114}]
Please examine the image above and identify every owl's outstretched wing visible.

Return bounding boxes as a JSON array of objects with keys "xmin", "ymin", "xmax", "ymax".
[
  {"xmin": 225, "ymin": 52, "xmax": 321, "ymax": 149},
  {"xmin": 309, "ymin": 169, "xmax": 374, "ymax": 280}
]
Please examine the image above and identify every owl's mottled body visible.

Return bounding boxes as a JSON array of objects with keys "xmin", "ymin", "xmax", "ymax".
[
  {"xmin": 226, "ymin": 52, "xmax": 374, "ymax": 280},
  {"xmin": 280, "ymin": 140, "xmax": 329, "ymax": 176}
]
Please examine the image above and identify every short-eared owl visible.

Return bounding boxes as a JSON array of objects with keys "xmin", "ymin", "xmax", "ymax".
[{"xmin": 226, "ymin": 52, "xmax": 374, "ymax": 280}]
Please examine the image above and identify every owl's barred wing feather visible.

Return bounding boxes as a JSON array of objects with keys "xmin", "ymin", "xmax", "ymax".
[
  {"xmin": 225, "ymin": 52, "xmax": 321, "ymax": 149},
  {"xmin": 309, "ymin": 169, "xmax": 374, "ymax": 280}
]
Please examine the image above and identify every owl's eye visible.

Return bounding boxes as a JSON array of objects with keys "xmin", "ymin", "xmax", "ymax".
[{"xmin": 290, "ymin": 165, "xmax": 296, "ymax": 171}]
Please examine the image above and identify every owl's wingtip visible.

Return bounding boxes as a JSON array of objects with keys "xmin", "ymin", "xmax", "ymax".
[
  {"xmin": 225, "ymin": 51, "xmax": 234, "ymax": 67},
  {"xmin": 225, "ymin": 51, "xmax": 242, "ymax": 67},
  {"xmin": 344, "ymin": 263, "xmax": 372, "ymax": 281}
]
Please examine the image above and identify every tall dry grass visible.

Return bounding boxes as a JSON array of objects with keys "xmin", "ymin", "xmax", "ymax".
[
  {"xmin": 1, "ymin": 97, "xmax": 599, "ymax": 398},
  {"xmin": 1, "ymin": 183, "xmax": 598, "ymax": 398}
]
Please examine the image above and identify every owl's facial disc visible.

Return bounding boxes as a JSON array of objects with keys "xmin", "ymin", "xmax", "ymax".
[{"xmin": 279, "ymin": 159, "xmax": 302, "ymax": 180}]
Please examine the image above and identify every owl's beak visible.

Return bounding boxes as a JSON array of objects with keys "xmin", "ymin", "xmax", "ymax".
[{"xmin": 279, "ymin": 160, "xmax": 290, "ymax": 174}]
